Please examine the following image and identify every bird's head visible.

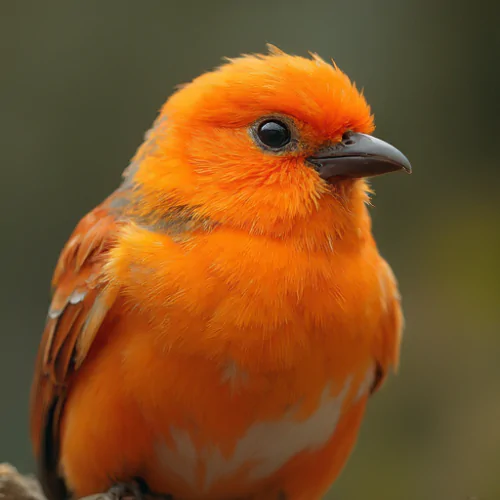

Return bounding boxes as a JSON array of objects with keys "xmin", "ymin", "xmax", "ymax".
[{"xmin": 131, "ymin": 47, "xmax": 410, "ymax": 241}]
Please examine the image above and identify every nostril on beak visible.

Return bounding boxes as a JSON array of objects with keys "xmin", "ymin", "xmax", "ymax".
[{"xmin": 342, "ymin": 131, "xmax": 355, "ymax": 146}]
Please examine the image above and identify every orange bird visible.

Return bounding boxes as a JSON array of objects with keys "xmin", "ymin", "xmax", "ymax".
[{"xmin": 30, "ymin": 47, "xmax": 410, "ymax": 500}]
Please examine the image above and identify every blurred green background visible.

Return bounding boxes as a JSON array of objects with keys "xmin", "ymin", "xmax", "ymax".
[{"xmin": 1, "ymin": 1, "xmax": 499, "ymax": 499}]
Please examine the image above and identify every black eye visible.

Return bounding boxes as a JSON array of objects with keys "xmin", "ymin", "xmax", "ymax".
[{"xmin": 257, "ymin": 120, "xmax": 291, "ymax": 149}]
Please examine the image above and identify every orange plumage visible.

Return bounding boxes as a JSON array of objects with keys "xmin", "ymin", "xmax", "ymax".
[{"xmin": 30, "ymin": 47, "xmax": 410, "ymax": 500}]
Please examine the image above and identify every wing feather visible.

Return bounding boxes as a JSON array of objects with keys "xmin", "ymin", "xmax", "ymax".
[
  {"xmin": 370, "ymin": 258, "xmax": 404, "ymax": 395},
  {"xmin": 30, "ymin": 196, "xmax": 123, "ymax": 500}
]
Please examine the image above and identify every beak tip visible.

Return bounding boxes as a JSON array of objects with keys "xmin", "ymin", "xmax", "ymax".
[{"xmin": 403, "ymin": 160, "xmax": 412, "ymax": 175}]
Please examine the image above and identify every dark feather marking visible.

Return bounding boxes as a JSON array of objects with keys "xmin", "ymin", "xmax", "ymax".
[
  {"xmin": 370, "ymin": 361, "xmax": 384, "ymax": 395},
  {"xmin": 39, "ymin": 400, "xmax": 69, "ymax": 500}
]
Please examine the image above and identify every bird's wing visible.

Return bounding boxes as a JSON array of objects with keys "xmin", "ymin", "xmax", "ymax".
[
  {"xmin": 370, "ymin": 258, "xmax": 404, "ymax": 395},
  {"xmin": 30, "ymin": 192, "xmax": 126, "ymax": 500}
]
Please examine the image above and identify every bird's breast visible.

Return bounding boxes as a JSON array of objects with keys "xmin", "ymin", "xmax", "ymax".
[{"xmin": 112, "ymin": 224, "xmax": 384, "ymax": 371}]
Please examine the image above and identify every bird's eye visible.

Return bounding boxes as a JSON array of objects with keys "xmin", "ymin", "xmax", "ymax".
[{"xmin": 256, "ymin": 120, "xmax": 291, "ymax": 149}]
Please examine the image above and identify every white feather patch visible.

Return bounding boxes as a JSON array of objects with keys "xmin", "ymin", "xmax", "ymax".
[{"xmin": 155, "ymin": 378, "xmax": 351, "ymax": 492}]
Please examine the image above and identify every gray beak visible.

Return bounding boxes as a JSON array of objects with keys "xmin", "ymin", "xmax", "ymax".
[{"xmin": 307, "ymin": 132, "xmax": 412, "ymax": 181}]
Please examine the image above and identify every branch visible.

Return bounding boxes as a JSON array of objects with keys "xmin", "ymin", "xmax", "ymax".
[
  {"xmin": 0, "ymin": 464, "xmax": 166, "ymax": 500},
  {"xmin": 0, "ymin": 464, "xmax": 46, "ymax": 500},
  {"xmin": 0, "ymin": 465, "xmax": 116, "ymax": 500}
]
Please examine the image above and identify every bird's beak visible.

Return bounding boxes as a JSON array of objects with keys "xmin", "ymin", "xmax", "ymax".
[{"xmin": 307, "ymin": 132, "xmax": 412, "ymax": 181}]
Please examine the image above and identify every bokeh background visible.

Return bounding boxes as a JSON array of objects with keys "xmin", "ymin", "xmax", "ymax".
[{"xmin": 2, "ymin": 1, "xmax": 499, "ymax": 499}]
